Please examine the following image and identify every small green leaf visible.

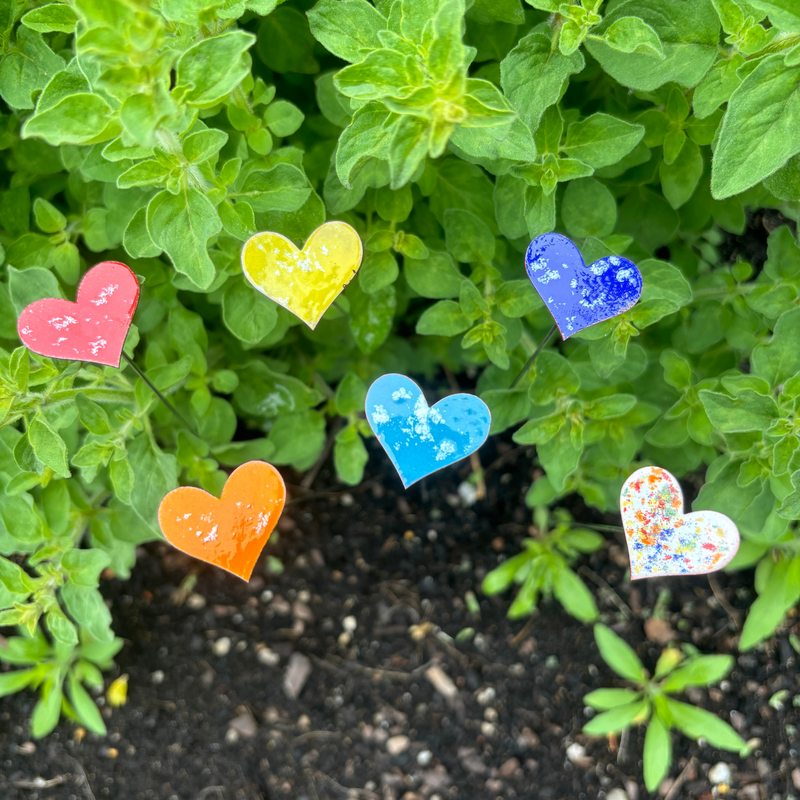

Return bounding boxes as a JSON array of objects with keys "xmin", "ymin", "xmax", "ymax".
[
  {"xmin": 584, "ymin": 688, "xmax": 642, "ymax": 710},
  {"xmin": 594, "ymin": 624, "xmax": 647, "ymax": 683},
  {"xmin": 643, "ymin": 712, "xmax": 672, "ymax": 792},
  {"xmin": 416, "ymin": 300, "xmax": 471, "ymax": 336},
  {"xmin": 583, "ymin": 699, "xmax": 649, "ymax": 735},
  {"xmin": 29, "ymin": 415, "xmax": 70, "ymax": 478},
  {"xmin": 665, "ymin": 698, "xmax": 747, "ymax": 751}
]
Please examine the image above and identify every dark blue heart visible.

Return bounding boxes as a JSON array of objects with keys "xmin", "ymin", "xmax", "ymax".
[{"xmin": 525, "ymin": 233, "xmax": 643, "ymax": 339}]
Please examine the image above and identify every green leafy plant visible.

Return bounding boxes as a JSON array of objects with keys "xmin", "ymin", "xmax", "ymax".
[
  {"xmin": 0, "ymin": 628, "xmax": 122, "ymax": 738},
  {"xmin": 585, "ymin": 624, "xmax": 747, "ymax": 792},
  {"xmin": 481, "ymin": 506, "xmax": 602, "ymax": 621},
  {"xmin": 0, "ymin": 0, "xmax": 798, "ymax": 745}
]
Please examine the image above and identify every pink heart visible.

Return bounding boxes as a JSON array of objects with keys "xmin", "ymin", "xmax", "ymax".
[{"xmin": 17, "ymin": 261, "xmax": 140, "ymax": 367}]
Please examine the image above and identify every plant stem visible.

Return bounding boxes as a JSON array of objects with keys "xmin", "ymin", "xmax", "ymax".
[
  {"xmin": 120, "ymin": 352, "xmax": 197, "ymax": 435},
  {"xmin": 510, "ymin": 324, "xmax": 558, "ymax": 389}
]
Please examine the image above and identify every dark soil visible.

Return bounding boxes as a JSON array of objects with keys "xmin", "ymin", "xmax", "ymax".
[{"xmin": 1, "ymin": 437, "xmax": 799, "ymax": 800}]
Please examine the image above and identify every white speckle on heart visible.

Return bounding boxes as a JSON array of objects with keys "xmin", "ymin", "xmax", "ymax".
[
  {"xmin": 50, "ymin": 315, "xmax": 77, "ymax": 330},
  {"xmin": 184, "ymin": 513, "xmax": 192, "ymax": 519},
  {"xmin": 320, "ymin": 245, "xmax": 329, "ymax": 255},
  {"xmin": 203, "ymin": 525, "xmax": 218, "ymax": 543},
  {"xmin": 57, "ymin": 337, "xmax": 67, "ymax": 343},
  {"xmin": 435, "ymin": 440, "xmax": 456, "ymax": 461},
  {"xmin": 529, "ymin": 255, "xmax": 548, "ymax": 271},
  {"xmin": 254, "ymin": 511, "xmax": 271, "ymax": 533},
  {"xmin": 590, "ymin": 263, "xmax": 609, "ymax": 275},
  {"xmin": 609, "ymin": 256, "xmax": 621, "ymax": 265},
  {"xmin": 89, "ymin": 338, "xmax": 107, "ymax": 355},
  {"xmin": 537, "ymin": 269, "xmax": 561, "ymax": 285},
  {"xmin": 91, "ymin": 284, "xmax": 119, "ymax": 305},
  {"xmin": 371, "ymin": 404, "xmax": 390, "ymax": 424},
  {"xmin": 392, "ymin": 388, "xmax": 412, "ymax": 401}
]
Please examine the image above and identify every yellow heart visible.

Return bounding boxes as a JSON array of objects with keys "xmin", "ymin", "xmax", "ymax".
[{"xmin": 241, "ymin": 221, "xmax": 363, "ymax": 330}]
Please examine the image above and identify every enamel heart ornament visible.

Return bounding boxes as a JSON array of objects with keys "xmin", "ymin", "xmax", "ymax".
[
  {"xmin": 158, "ymin": 461, "xmax": 286, "ymax": 581},
  {"xmin": 365, "ymin": 374, "xmax": 491, "ymax": 488},
  {"xmin": 525, "ymin": 233, "xmax": 642, "ymax": 339},
  {"xmin": 620, "ymin": 466, "xmax": 739, "ymax": 579},
  {"xmin": 241, "ymin": 221, "xmax": 363, "ymax": 329},
  {"xmin": 17, "ymin": 261, "xmax": 139, "ymax": 367}
]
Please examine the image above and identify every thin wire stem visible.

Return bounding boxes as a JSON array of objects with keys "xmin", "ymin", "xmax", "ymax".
[
  {"xmin": 120, "ymin": 352, "xmax": 197, "ymax": 434},
  {"xmin": 510, "ymin": 323, "xmax": 558, "ymax": 389}
]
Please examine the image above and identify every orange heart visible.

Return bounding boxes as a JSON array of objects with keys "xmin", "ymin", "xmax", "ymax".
[{"xmin": 158, "ymin": 462, "xmax": 286, "ymax": 581}]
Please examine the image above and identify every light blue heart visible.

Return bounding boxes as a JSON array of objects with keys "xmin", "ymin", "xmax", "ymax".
[{"xmin": 365, "ymin": 374, "xmax": 491, "ymax": 488}]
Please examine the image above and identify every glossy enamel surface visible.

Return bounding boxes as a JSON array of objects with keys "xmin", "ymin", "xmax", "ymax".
[
  {"xmin": 241, "ymin": 221, "xmax": 363, "ymax": 330},
  {"xmin": 158, "ymin": 461, "xmax": 286, "ymax": 581},
  {"xmin": 365, "ymin": 374, "xmax": 491, "ymax": 488},
  {"xmin": 17, "ymin": 261, "xmax": 140, "ymax": 367},
  {"xmin": 621, "ymin": 466, "xmax": 739, "ymax": 580},
  {"xmin": 525, "ymin": 233, "xmax": 642, "ymax": 339}
]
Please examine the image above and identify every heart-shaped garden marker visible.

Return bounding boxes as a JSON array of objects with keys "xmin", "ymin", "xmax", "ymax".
[
  {"xmin": 620, "ymin": 466, "xmax": 739, "ymax": 580},
  {"xmin": 158, "ymin": 461, "xmax": 286, "ymax": 581},
  {"xmin": 17, "ymin": 261, "xmax": 139, "ymax": 367},
  {"xmin": 525, "ymin": 233, "xmax": 642, "ymax": 339},
  {"xmin": 241, "ymin": 221, "xmax": 363, "ymax": 330},
  {"xmin": 365, "ymin": 374, "xmax": 491, "ymax": 488}
]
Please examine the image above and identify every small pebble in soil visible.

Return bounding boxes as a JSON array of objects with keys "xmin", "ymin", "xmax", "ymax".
[
  {"xmin": 211, "ymin": 637, "xmax": 231, "ymax": 657},
  {"xmin": 457, "ymin": 482, "xmax": 478, "ymax": 507},
  {"xmin": 17, "ymin": 742, "xmax": 35, "ymax": 755},
  {"xmin": 606, "ymin": 789, "xmax": 630, "ymax": 800},
  {"xmin": 186, "ymin": 593, "xmax": 206, "ymax": 610},
  {"xmin": 566, "ymin": 742, "xmax": 593, "ymax": 768},
  {"xmin": 517, "ymin": 728, "xmax": 540, "ymax": 749},
  {"xmin": 484, "ymin": 707, "xmax": 498, "ymax": 722},
  {"xmin": 151, "ymin": 670, "xmax": 165, "ymax": 685},
  {"xmin": 225, "ymin": 728, "xmax": 239, "ymax": 745},
  {"xmin": 425, "ymin": 664, "xmax": 458, "ymax": 704},
  {"xmin": 417, "ymin": 750, "xmax": 433, "ymax": 766},
  {"xmin": 386, "ymin": 735, "xmax": 410, "ymax": 755},
  {"xmin": 260, "ymin": 590, "xmax": 273, "ymax": 603},
  {"xmin": 256, "ymin": 645, "xmax": 280, "ymax": 666},
  {"xmin": 297, "ymin": 714, "xmax": 311, "ymax": 731},
  {"xmin": 284, "ymin": 652, "xmax": 312, "ymax": 700},
  {"xmin": 229, "ymin": 710, "xmax": 257, "ymax": 739},
  {"xmin": 340, "ymin": 493, "xmax": 354, "ymax": 507},
  {"xmin": 342, "ymin": 615, "xmax": 357, "ymax": 632},
  {"xmin": 480, "ymin": 721, "xmax": 498, "ymax": 738},
  {"xmin": 499, "ymin": 757, "xmax": 520, "ymax": 778},
  {"xmin": 338, "ymin": 631, "xmax": 352, "ymax": 647},
  {"xmin": 476, "ymin": 686, "xmax": 496, "ymax": 706},
  {"xmin": 709, "ymin": 762, "xmax": 733, "ymax": 785},
  {"xmin": 427, "ymin": 529, "xmax": 437, "ymax": 541}
]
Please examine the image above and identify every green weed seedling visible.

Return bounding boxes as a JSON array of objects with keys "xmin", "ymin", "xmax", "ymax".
[
  {"xmin": 0, "ymin": 630, "xmax": 122, "ymax": 738},
  {"xmin": 585, "ymin": 624, "xmax": 747, "ymax": 792},
  {"xmin": 481, "ymin": 506, "xmax": 603, "ymax": 621}
]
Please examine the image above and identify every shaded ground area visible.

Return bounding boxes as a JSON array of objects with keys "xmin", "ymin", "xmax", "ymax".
[{"xmin": 1, "ymin": 438, "xmax": 799, "ymax": 800}]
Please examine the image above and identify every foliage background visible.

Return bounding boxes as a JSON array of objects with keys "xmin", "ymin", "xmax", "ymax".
[{"xmin": 0, "ymin": 0, "xmax": 799, "ymax": 739}]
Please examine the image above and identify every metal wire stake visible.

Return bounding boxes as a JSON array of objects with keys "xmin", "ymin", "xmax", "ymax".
[
  {"xmin": 120, "ymin": 352, "xmax": 197, "ymax": 434},
  {"xmin": 509, "ymin": 323, "xmax": 558, "ymax": 389}
]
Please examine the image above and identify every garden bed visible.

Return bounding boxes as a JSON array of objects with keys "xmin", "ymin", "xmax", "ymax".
[{"xmin": 2, "ymin": 438, "xmax": 798, "ymax": 800}]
